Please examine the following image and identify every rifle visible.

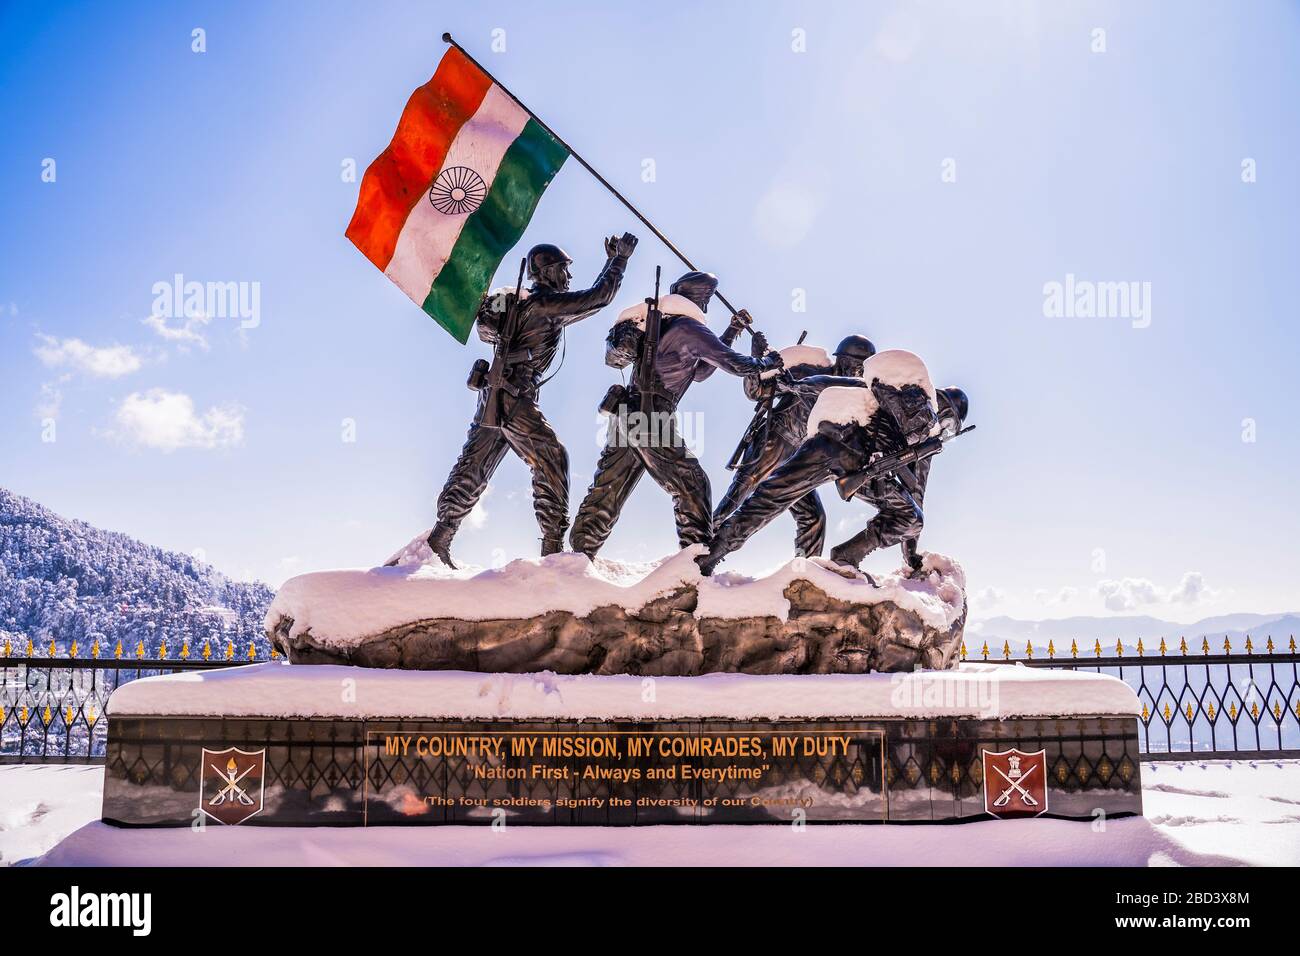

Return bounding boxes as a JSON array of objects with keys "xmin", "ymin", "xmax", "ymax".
[
  {"xmin": 835, "ymin": 425, "xmax": 976, "ymax": 501},
  {"xmin": 636, "ymin": 266, "xmax": 663, "ymax": 417},
  {"xmin": 479, "ymin": 256, "xmax": 527, "ymax": 429},
  {"xmin": 725, "ymin": 329, "xmax": 805, "ymax": 471}
]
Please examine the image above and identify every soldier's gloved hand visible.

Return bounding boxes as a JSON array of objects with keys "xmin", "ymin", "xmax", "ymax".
[
  {"xmin": 772, "ymin": 369, "xmax": 798, "ymax": 392},
  {"xmin": 726, "ymin": 308, "xmax": 752, "ymax": 339},
  {"xmin": 749, "ymin": 329, "xmax": 768, "ymax": 358},
  {"xmin": 605, "ymin": 233, "xmax": 638, "ymax": 259}
]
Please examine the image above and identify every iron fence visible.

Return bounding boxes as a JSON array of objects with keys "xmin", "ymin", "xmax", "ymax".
[
  {"xmin": 1, "ymin": 635, "xmax": 1296, "ymax": 763},
  {"xmin": 971, "ymin": 635, "xmax": 1300, "ymax": 760},
  {"xmin": 0, "ymin": 637, "xmax": 269, "ymax": 763}
]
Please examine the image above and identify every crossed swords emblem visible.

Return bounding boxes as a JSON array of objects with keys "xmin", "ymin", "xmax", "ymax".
[
  {"xmin": 208, "ymin": 757, "xmax": 257, "ymax": 807},
  {"xmin": 990, "ymin": 758, "xmax": 1039, "ymax": 808}
]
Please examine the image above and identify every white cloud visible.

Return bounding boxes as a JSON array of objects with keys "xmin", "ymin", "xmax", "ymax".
[
  {"xmin": 1034, "ymin": 586, "xmax": 1078, "ymax": 606},
  {"xmin": 142, "ymin": 311, "xmax": 213, "ymax": 350},
  {"xmin": 1095, "ymin": 578, "xmax": 1160, "ymax": 611},
  {"xmin": 1095, "ymin": 573, "xmax": 1216, "ymax": 611},
  {"xmin": 34, "ymin": 334, "xmax": 142, "ymax": 378},
  {"xmin": 1169, "ymin": 571, "xmax": 1215, "ymax": 605},
  {"xmin": 110, "ymin": 388, "xmax": 244, "ymax": 451},
  {"xmin": 970, "ymin": 586, "xmax": 1006, "ymax": 611}
]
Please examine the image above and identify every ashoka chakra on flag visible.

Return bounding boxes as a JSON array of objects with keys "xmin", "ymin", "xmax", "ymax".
[
  {"xmin": 345, "ymin": 46, "xmax": 569, "ymax": 342},
  {"xmin": 429, "ymin": 166, "xmax": 487, "ymax": 215}
]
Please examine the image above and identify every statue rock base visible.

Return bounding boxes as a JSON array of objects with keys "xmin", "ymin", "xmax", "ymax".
[{"xmin": 266, "ymin": 548, "xmax": 969, "ymax": 675}]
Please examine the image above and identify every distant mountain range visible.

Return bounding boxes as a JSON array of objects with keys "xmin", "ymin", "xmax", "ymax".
[
  {"xmin": 0, "ymin": 487, "xmax": 273, "ymax": 656},
  {"xmin": 2, "ymin": 483, "xmax": 1292, "ymax": 661},
  {"xmin": 969, "ymin": 611, "xmax": 1300, "ymax": 654}
]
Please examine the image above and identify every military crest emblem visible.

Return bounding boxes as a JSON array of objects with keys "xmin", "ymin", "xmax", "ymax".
[
  {"xmin": 199, "ymin": 747, "xmax": 266, "ymax": 825},
  {"xmin": 982, "ymin": 748, "xmax": 1048, "ymax": 819}
]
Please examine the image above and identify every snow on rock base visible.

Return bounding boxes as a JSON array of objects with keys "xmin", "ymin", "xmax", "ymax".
[{"xmin": 265, "ymin": 547, "xmax": 968, "ymax": 675}]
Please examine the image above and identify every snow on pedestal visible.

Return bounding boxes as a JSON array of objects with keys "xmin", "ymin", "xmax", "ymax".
[
  {"xmin": 106, "ymin": 660, "xmax": 1140, "ymax": 721},
  {"xmin": 263, "ymin": 547, "xmax": 970, "ymax": 675}
]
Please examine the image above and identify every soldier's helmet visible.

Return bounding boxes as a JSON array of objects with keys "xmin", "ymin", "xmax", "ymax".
[
  {"xmin": 668, "ymin": 271, "xmax": 719, "ymax": 312},
  {"xmin": 937, "ymin": 387, "xmax": 970, "ymax": 429},
  {"xmin": 527, "ymin": 243, "xmax": 573, "ymax": 288},
  {"xmin": 833, "ymin": 335, "xmax": 877, "ymax": 361}
]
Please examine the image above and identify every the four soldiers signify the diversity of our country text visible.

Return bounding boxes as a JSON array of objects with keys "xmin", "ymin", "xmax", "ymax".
[{"xmin": 425, "ymin": 230, "xmax": 972, "ymax": 578}]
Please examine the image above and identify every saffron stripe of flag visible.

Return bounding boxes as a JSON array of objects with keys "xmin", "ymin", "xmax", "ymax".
[{"xmin": 346, "ymin": 47, "xmax": 569, "ymax": 342}]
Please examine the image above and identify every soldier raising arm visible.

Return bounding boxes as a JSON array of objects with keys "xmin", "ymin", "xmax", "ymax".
[{"xmin": 424, "ymin": 232, "xmax": 637, "ymax": 568}]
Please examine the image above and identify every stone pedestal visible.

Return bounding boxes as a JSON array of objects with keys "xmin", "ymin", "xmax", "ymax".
[
  {"xmin": 101, "ymin": 663, "xmax": 1143, "ymax": 826},
  {"xmin": 264, "ymin": 551, "xmax": 972, "ymax": 675}
]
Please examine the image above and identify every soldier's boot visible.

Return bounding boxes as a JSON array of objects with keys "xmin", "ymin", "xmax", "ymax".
[
  {"xmin": 902, "ymin": 539, "xmax": 925, "ymax": 576},
  {"xmin": 695, "ymin": 541, "xmax": 727, "ymax": 577},
  {"xmin": 540, "ymin": 535, "xmax": 565, "ymax": 557},
  {"xmin": 828, "ymin": 531, "xmax": 873, "ymax": 571},
  {"xmin": 426, "ymin": 522, "xmax": 458, "ymax": 569}
]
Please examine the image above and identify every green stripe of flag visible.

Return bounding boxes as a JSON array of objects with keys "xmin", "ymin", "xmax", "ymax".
[{"xmin": 422, "ymin": 119, "xmax": 569, "ymax": 342}]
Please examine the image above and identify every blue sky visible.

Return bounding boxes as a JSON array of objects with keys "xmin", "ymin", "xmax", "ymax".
[{"xmin": 2, "ymin": 0, "xmax": 1297, "ymax": 622}]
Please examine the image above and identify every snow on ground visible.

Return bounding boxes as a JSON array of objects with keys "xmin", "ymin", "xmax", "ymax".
[
  {"xmin": 0, "ymin": 766, "xmax": 103, "ymax": 866},
  {"xmin": 1140, "ymin": 761, "xmax": 1300, "ymax": 866},
  {"xmin": 106, "ymin": 662, "xmax": 1139, "ymax": 721},
  {"xmin": 269, "ymin": 548, "xmax": 967, "ymax": 651},
  {"xmin": 4, "ymin": 760, "xmax": 1297, "ymax": 867}
]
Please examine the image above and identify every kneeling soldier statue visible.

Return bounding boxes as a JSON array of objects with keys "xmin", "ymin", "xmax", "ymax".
[
  {"xmin": 831, "ymin": 385, "xmax": 970, "ymax": 572},
  {"xmin": 427, "ymin": 232, "xmax": 638, "ymax": 567},
  {"xmin": 570, "ymin": 270, "xmax": 782, "ymax": 558},
  {"xmin": 698, "ymin": 351, "xmax": 970, "ymax": 576},
  {"xmin": 716, "ymin": 334, "xmax": 877, "ymax": 558}
]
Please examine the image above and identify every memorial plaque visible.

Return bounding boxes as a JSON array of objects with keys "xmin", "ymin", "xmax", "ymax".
[{"xmin": 362, "ymin": 722, "xmax": 886, "ymax": 825}]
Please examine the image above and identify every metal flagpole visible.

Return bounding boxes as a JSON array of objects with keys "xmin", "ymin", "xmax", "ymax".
[{"xmin": 442, "ymin": 32, "xmax": 747, "ymax": 322}]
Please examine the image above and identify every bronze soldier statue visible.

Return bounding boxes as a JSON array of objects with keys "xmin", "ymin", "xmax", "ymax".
[
  {"xmin": 569, "ymin": 271, "xmax": 782, "ymax": 558},
  {"xmin": 427, "ymin": 232, "xmax": 638, "ymax": 567},
  {"xmin": 832, "ymin": 386, "xmax": 969, "ymax": 571},
  {"xmin": 715, "ymin": 335, "xmax": 877, "ymax": 558},
  {"xmin": 697, "ymin": 351, "xmax": 964, "ymax": 576}
]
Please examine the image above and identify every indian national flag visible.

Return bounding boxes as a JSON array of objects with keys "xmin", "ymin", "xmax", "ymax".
[{"xmin": 346, "ymin": 47, "xmax": 569, "ymax": 342}]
